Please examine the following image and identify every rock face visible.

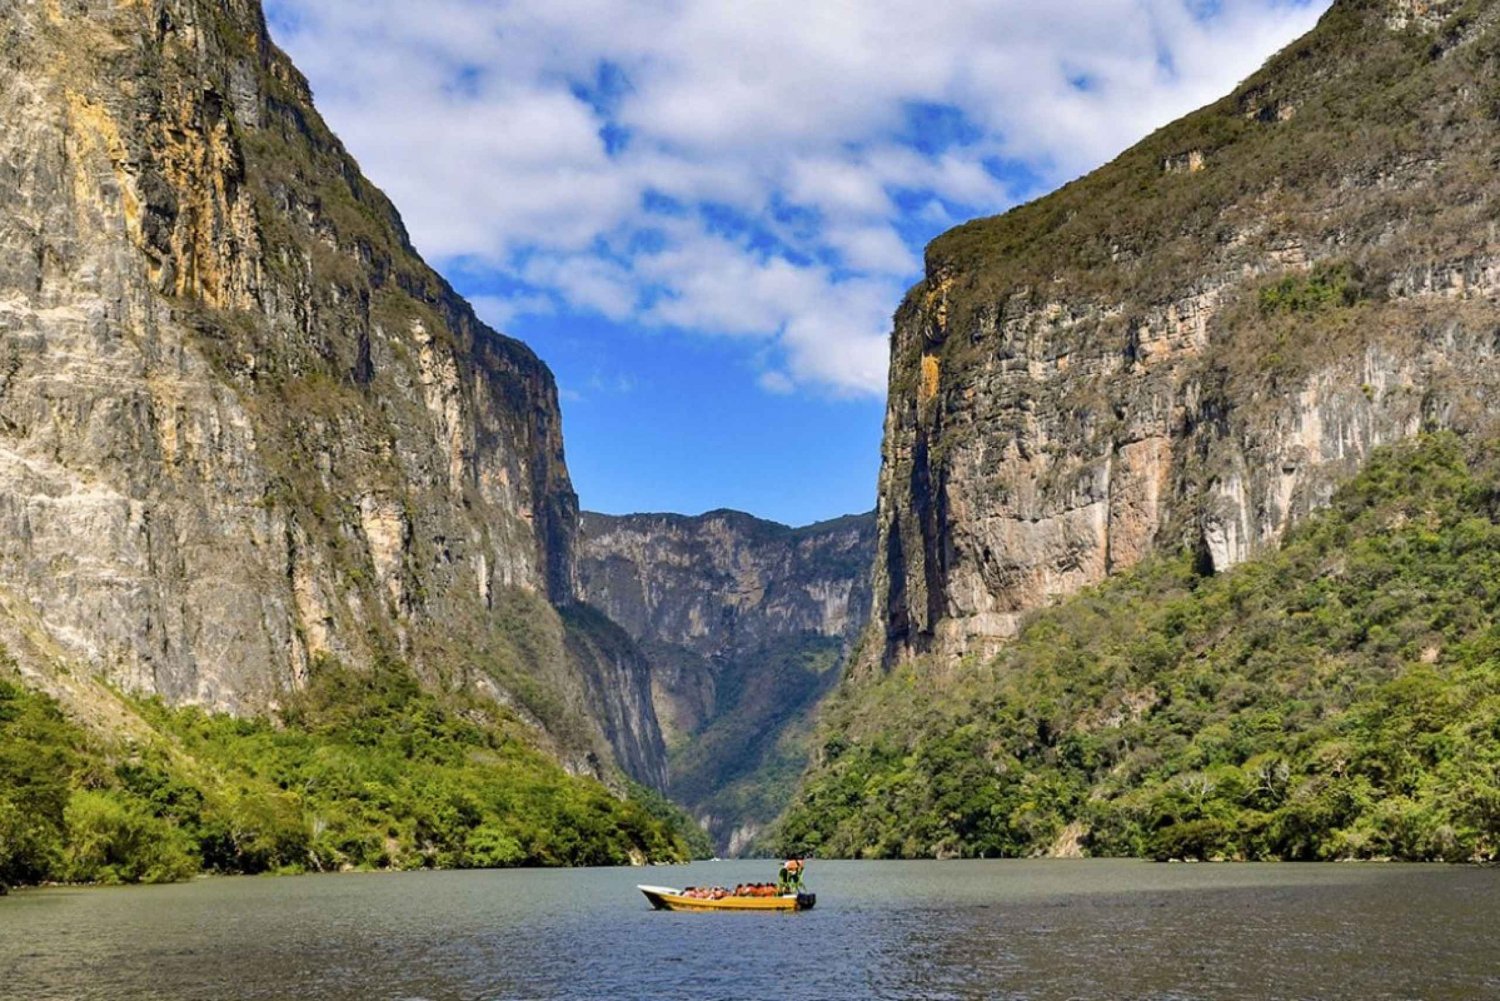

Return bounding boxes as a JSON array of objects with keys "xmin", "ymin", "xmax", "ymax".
[
  {"xmin": 578, "ymin": 510, "xmax": 875, "ymax": 852},
  {"xmin": 874, "ymin": 0, "xmax": 1500, "ymax": 666},
  {"xmin": 0, "ymin": 0, "xmax": 656, "ymax": 779},
  {"xmin": 560, "ymin": 603, "xmax": 668, "ymax": 789}
]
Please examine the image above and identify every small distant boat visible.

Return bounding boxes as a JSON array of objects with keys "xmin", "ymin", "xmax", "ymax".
[{"xmin": 637, "ymin": 885, "xmax": 816, "ymax": 912}]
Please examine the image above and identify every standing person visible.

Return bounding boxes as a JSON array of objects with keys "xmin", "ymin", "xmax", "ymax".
[{"xmin": 777, "ymin": 858, "xmax": 804, "ymax": 894}]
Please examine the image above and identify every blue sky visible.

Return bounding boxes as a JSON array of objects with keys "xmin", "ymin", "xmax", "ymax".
[{"xmin": 262, "ymin": 0, "xmax": 1329, "ymax": 526}]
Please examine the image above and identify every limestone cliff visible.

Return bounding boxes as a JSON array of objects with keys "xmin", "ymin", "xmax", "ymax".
[
  {"xmin": 875, "ymin": 0, "xmax": 1500, "ymax": 666},
  {"xmin": 578, "ymin": 509, "xmax": 874, "ymax": 852},
  {"xmin": 0, "ymin": 0, "xmax": 652, "ymax": 778}
]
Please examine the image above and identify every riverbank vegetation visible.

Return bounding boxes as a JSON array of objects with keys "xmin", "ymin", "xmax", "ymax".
[
  {"xmin": 779, "ymin": 434, "xmax": 1500, "ymax": 863},
  {"xmin": 0, "ymin": 657, "xmax": 696, "ymax": 889}
]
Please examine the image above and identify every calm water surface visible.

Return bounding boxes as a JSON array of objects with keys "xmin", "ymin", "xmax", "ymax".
[{"xmin": 1, "ymin": 860, "xmax": 1497, "ymax": 1000}]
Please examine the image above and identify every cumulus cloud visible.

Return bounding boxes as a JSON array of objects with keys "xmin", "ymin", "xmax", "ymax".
[{"xmin": 265, "ymin": 0, "xmax": 1330, "ymax": 396}]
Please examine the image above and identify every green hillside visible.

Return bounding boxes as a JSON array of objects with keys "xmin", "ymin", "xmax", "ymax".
[
  {"xmin": 779, "ymin": 434, "xmax": 1500, "ymax": 862},
  {"xmin": 0, "ymin": 657, "xmax": 696, "ymax": 890}
]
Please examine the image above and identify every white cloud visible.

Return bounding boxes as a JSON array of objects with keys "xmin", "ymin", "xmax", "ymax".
[
  {"xmin": 470, "ymin": 292, "xmax": 554, "ymax": 329},
  {"xmin": 759, "ymin": 370, "xmax": 796, "ymax": 395},
  {"xmin": 266, "ymin": 0, "xmax": 1331, "ymax": 397},
  {"xmin": 825, "ymin": 225, "xmax": 920, "ymax": 276},
  {"xmin": 786, "ymin": 157, "xmax": 895, "ymax": 220},
  {"xmin": 521, "ymin": 255, "xmax": 638, "ymax": 322}
]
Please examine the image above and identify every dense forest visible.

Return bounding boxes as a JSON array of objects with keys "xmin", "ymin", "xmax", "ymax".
[
  {"xmin": 0, "ymin": 658, "xmax": 703, "ymax": 890},
  {"xmin": 779, "ymin": 434, "xmax": 1500, "ymax": 862}
]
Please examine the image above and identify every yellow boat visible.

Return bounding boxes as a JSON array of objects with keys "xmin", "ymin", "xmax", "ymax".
[{"xmin": 637, "ymin": 884, "xmax": 816, "ymax": 912}]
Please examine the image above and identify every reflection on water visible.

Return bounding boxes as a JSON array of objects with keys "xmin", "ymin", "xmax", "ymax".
[{"xmin": 2, "ymin": 860, "xmax": 1497, "ymax": 1000}]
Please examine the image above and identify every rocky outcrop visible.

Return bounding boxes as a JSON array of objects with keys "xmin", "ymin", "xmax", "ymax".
[
  {"xmin": 578, "ymin": 509, "xmax": 875, "ymax": 851},
  {"xmin": 0, "ymin": 0, "xmax": 631, "ymax": 774},
  {"xmin": 873, "ymin": 0, "xmax": 1500, "ymax": 666}
]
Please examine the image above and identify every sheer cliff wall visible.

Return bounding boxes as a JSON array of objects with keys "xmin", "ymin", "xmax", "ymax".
[
  {"xmin": 873, "ymin": 0, "xmax": 1500, "ymax": 667},
  {"xmin": 0, "ymin": 0, "xmax": 660, "ymax": 779}
]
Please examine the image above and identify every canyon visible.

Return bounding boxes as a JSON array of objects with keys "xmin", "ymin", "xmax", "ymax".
[
  {"xmin": 8, "ymin": 0, "xmax": 1500, "ymax": 874},
  {"xmin": 0, "ymin": 0, "xmax": 872, "ymax": 860},
  {"xmin": 578, "ymin": 509, "xmax": 873, "ymax": 852}
]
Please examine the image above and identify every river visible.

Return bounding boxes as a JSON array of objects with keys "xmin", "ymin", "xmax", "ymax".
[{"xmin": 1, "ymin": 859, "xmax": 1496, "ymax": 1000}]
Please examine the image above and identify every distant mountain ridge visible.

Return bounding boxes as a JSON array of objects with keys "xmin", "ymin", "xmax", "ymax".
[{"xmin": 578, "ymin": 508, "xmax": 876, "ymax": 853}]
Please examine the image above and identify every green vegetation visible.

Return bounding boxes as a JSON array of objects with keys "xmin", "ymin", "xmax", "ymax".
[
  {"xmin": 670, "ymin": 636, "xmax": 844, "ymax": 853},
  {"xmin": 780, "ymin": 434, "xmax": 1500, "ymax": 863},
  {"xmin": 623, "ymin": 780, "xmax": 714, "ymax": 861},
  {"xmin": 1258, "ymin": 262, "xmax": 1368, "ymax": 315},
  {"xmin": 0, "ymin": 657, "xmax": 694, "ymax": 890}
]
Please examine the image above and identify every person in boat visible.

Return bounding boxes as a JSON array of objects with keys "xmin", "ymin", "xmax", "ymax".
[
  {"xmin": 780, "ymin": 858, "xmax": 804, "ymax": 894},
  {"xmin": 777, "ymin": 858, "xmax": 805, "ymax": 894}
]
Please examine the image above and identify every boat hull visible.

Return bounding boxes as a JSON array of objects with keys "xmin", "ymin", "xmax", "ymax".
[{"xmin": 637, "ymin": 885, "xmax": 816, "ymax": 912}]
